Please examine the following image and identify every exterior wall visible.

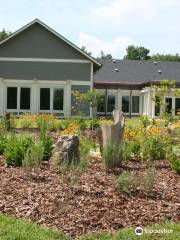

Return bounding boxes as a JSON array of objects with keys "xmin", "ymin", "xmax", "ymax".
[
  {"xmin": 71, "ymin": 85, "xmax": 90, "ymax": 116},
  {"xmin": 0, "ymin": 79, "xmax": 91, "ymax": 117},
  {"xmin": 0, "ymin": 61, "xmax": 91, "ymax": 81},
  {"xmin": 0, "ymin": 23, "xmax": 87, "ymax": 59}
]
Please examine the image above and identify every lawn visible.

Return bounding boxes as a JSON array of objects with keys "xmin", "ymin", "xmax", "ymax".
[{"xmin": 0, "ymin": 214, "xmax": 179, "ymax": 240}]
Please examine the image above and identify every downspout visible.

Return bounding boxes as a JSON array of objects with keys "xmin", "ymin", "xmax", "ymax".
[{"xmin": 129, "ymin": 88, "xmax": 132, "ymax": 118}]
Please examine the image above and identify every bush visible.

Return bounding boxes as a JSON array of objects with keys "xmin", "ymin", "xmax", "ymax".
[
  {"xmin": 143, "ymin": 165, "xmax": 156, "ymax": 193},
  {"xmin": 0, "ymin": 133, "xmax": 7, "ymax": 154},
  {"xmin": 166, "ymin": 147, "xmax": 180, "ymax": 174},
  {"xmin": 141, "ymin": 135, "xmax": 168, "ymax": 161},
  {"xmin": 139, "ymin": 115, "xmax": 150, "ymax": 128},
  {"xmin": 122, "ymin": 141, "xmax": 141, "ymax": 161},
  {"xmin": 117, "ymin": 171, "xmax": 139, "ymax": 194},
  {"xmin": 4, "ymin": 135, "xmax": 33, "ymax": 166},
  {"xmin": 22, "ymin": 141, "xmax": 44, "ymax": 170},
  {"xmin": 80, "ymin": 136, "xmax": 96, "ymax": 157}
]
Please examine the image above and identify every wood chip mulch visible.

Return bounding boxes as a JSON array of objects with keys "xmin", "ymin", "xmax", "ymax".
[{"xmin": 0, "ymin": 155, "xmax": 179, "ymax": 238}]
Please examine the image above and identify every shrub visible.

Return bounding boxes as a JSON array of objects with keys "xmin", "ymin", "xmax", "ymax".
[
  {"xmin": 166, "ymin": 147, "xmax": 180, "ymax": 174},
  {"xmin": 4, "ymin": 135, "xmax": 33, "ymax": 166},
  {"xmin": 80, "ymin": 136, "xmax": 96, "ymax": 157},
  {"xmin": 103, "ymin": 143, "xmax": 122, "ymax": 169},
  {"xmin": 122, "ymin": 141, "xmax": 141, "ymax": 161},
  {"xmin": 143, "ymin": 165, "xmax": 156, "ymax": 194},
  {"xmin": 117, "ymin": 171, "xmax": 139, "ymax": 194},
  {"xmin": 22, "ymin": 141, "xmax": 44, "ymax": 170},
  {"xmin": 0, "ymin": 133, "xmax": 7, "ymax": 154},
  {"xmin": 141, "ymin": 135, "xmax": 168, "ymax": 161},
  {"xmin": 139, "ymin": 115, "xmax": 150, "ymax": 128}
]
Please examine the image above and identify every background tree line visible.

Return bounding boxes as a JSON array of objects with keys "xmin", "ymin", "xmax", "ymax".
[{"xmin": 1, "ymin": 28, "xmax": 180, "ymax": 62}]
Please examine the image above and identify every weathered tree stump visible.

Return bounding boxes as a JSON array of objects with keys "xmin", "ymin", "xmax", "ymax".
[{"xmin": 97, "ymin": 110, "xmax": 124, "ymax": 168}]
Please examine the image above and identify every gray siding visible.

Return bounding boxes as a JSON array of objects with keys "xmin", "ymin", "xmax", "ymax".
[
  {"xmin": 0, "ymin": 61, "xmax": 91, "ymax": 81},
  {"xmin": 0, "ymin": 23, "xmax": 87, "ymax": 60},
  {"xmin": 71, "ymin": 85, "xmax": 90, "ymax": 116}
]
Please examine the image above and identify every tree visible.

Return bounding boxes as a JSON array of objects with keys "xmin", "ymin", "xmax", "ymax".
[
  {"xmin": 98, "ymin": 51, "xmax": 112, "ymax": 59},
  {"xmin": 152, "ymin": 53, "xmax": 180, "ymax": 62},
  {"xmin": 124, "ymin": 45, "xmax": 151, "ymax": 60},
  {"xmin": 81, "ymin": 46, "xmax": 92, "ymax": 56},
  {"xmin": 0, "ymin": 29, "xmax": 11, "ymax": 42}
]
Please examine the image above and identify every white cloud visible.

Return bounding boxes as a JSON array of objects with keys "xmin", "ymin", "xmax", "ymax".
[
  {"xmin": 90, "ymin": 0, "xmax": 154, "ymax": 25},
  {"xmin": 77, "ymin": 33, "xmax": 133, "ymax": 58}
]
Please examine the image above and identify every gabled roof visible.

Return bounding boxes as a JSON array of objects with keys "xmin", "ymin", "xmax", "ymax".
[
  {"xmin": 94, "ymin": 59, "xmax": 180, "ymax": 88},
  {"xmin": 0, "ymin": 19, "xmax": 101, "ymax": 68}
]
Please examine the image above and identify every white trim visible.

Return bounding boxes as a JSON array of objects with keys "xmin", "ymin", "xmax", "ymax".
[
  {"xmin": 0, "ymin": 19, "xmax": 101, "ymax": 67},
  {"xmin": 0, "ymin": 57, "xmax": 91, "ymax": 63}
]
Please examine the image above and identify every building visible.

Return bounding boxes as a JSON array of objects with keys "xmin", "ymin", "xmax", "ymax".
[{"xmin": 0, "ymin": 19, "xmax": 180, "ymax": 118}]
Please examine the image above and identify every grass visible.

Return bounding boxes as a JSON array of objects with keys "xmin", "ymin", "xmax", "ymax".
[
  {"xmin": 0, "ymin": 214, "xmax": 68, "ymax": 240},
  {"xmin": 0, "ymin": 214, "xmax": 179, "ymax": 240}
]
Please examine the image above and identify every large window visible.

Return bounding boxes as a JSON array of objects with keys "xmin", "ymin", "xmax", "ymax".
[
  {"xmin": 20, "ymin": 88, "xmax": 31, "ymax": 110},
  {"xmin": 53, "ymin": 89, "xmax": 64, "ymax": 111},
  {"xmin": 40, "ymin": 88, "xmax": 64, "ymax": 112},
  {"xmin": 165, "ymin": 97, "xmax": 172, "ymax": 114},
  {"xmin": 7, "ymin": 87, "xmax": 31, "ymax": 111},
  {"xmin": 97, "ymin": 95, "xmax": 105, "ymax": 113},
  {"xmin": 107, "ymin": 95, "xmax": 115, "ymax": 112},
  {"xmin": 7, "ymin": 87, "xmax": 17, "ymax": 109},
  {"xmin": 122, "ymin": 96, "xmax": 130, "ymax": 113},
  {"xmin": 175, "ymin": 98, "xmax": 180, "ymax": 115},
  {"xmin": 40, "ymin": 88, "xmax": 50, "ymax": 110},
  {"xmin": 132, "ymin": 96, "xmax": 139, "ymax": 113}
]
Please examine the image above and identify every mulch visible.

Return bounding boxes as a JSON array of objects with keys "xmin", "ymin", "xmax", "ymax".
[{"xmin": 0, "ymin": 155, "xmax": 179, "ymax": 238}]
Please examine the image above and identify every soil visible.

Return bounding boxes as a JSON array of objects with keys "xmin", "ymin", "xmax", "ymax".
[{"xmin": 0, "ymin": 155, "xmax": 179, "ymax": 238}]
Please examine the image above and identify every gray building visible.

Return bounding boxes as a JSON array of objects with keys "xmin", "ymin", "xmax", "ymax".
[{"xmin": 0, "ymin": 19, "xmax": 180, "ymax": 118}]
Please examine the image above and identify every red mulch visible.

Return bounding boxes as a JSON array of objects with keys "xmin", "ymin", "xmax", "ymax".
[{"xmin": 0, "ymin": 155, "xmax": 179, "ymax": 238}]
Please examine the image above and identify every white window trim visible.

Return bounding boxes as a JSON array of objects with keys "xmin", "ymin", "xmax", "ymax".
[
  {"xmin": 6, "ymin": 86, "xmax": 32, "ymax": 114},
  {"xmin": 38, "ymin": 86, "xmax": 66, "ymax": 114}
]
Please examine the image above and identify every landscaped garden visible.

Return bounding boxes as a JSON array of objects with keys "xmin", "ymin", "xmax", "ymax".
[{"xmin": 0, "ymin": 112, "xmax": 180, "ymax": 239}]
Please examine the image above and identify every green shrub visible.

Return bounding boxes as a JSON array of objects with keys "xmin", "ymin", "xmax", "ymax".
[
  {"xmin": 139, "ymin": 115, "xmax": 150, "ymax": 128},
  {"xmin": 122, "ymin": 141, "xmax": 141, "ymax": 161},
  {"xmin": 80, "ymin": 136, "xmax": 96, "ymax": 157},
  {"xmin": 22, "ymin": 141, "xmax": 44, "ymax": 170},
  {"xmin": 19, "ymin": 118, "xmax": 32, "ymax": 129},
  {"xmin": 143, "ymin": 165, "xmax": 156, "ymax": 193},
  {"xmin": 117, "ymin": 171, "xmax": 139, "ymax": 194},
  {"xmin": 0, "ymin": 134, "xmax": 7, "ymax": 154},
  {"xmin": 141, "ymin": 135, "xmax": 168, "ymax": 161},
  {"xmin": 103, "ymin": 143, "xmax": 122, "ymax": 169},
  {"xmin": 166, "ymin": 147, "xmax": 180, "ymax": 174},
  {"xmin": 4, "ymin": 135, "xmax": 33, "ymax": 166}
]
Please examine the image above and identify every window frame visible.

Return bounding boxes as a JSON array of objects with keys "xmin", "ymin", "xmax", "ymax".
[
  {"xmin": 39, "ymin": 86, "xmax": 65, "ymax": 114},
  {"xmin": 121, "ymin": 95, "xmax": 140, "ymax": 115},
  {"xmin": 6, "ymin": 86, "xmax": 32, "ymax": 114}
]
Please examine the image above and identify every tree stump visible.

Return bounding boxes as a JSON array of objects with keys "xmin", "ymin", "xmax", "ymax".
[{"xmin": 97, "ymin": 110, "xmax": 124, "ymax": 168}]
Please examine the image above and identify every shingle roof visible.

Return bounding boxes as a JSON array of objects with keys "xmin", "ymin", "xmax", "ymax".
[{"xmin": 94, "ymin": 59, "xmax": 180, "ymax": 88}]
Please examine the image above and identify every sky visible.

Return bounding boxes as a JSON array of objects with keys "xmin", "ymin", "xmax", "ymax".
[{"xmin": 0, "ymin": 0, "xmax": 180, "ymax": 59}]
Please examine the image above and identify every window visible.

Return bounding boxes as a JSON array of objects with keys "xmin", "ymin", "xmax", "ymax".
[
  {"xmin": 97, "ymin": 95, "xmax": 105, "ymax": 113},
  {"xmin": 155, "ymin": 96, "xmax": 161, "ymax": 116},
  {"xmin": 7, "ymin": 87, "xmax": 17, "ymax": 109},
  {"xmin": 132, "ymin": 96, "xmax": 139, "ymax": 113},
  {"xmin": 20, "ymin": 88, "xmax": 31, "ymax": 110},
  {"xmin": 107, "ymin": 95, "xmax": 115, "ymax": 112},
  {"xmin": 165, "ymin": 98, "xmax": 172, "ymax": 114},
  {"xmin": 40, "ymin": 88, "xmax": 50, "ymax": 110},
  {"xmin": 122, "ymin": 96, "xmax": 129, "ymax": 113},
  {"xmin": 175, "ymin": 98, "xmax": 180, "ymax": 115},
  {"xmin": 53, "ymin": 89, "xmax": 64, "ymax": 111},
  {"xmin": 40, "ymin": 88, "xmax": 64, "ymax": 112}
]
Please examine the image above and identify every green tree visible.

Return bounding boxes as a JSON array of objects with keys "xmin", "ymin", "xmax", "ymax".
[
  {"xmin": 152, "ymin": 53, "xmax": 180, "ymax": 62},
  {"xmin": 81, "ymin": 46, "xmax": 92, "ymax": 56},
  {"xmin": 0, "ymin": 29, "xmax": 11, "ymax": 42},
  {"xmin": 98, "ymin": 50, "xmax": 112, "ymax": 59},
  {"xmin": 124, "ymin": 45, "xmax": 151, "ymax": 60}
]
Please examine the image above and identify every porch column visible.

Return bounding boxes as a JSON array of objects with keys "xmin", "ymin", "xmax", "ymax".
[
  {"xmin": 66, "ymin": 80, "xmax": 71, "ymax": 117},
  {"xmin": 117, "ymin": 89, "xmax": 122, "ymax": 111}
]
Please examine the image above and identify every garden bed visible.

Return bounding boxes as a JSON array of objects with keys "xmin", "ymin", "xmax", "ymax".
[{"xmin": 0, "ymin": 155, "xmax": 179, "ymax": 238}]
